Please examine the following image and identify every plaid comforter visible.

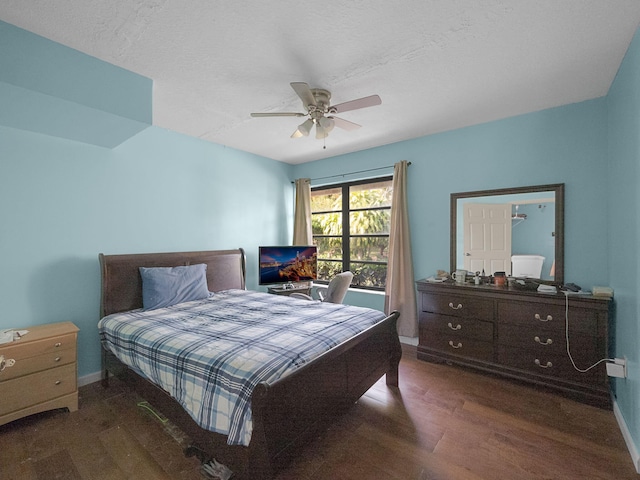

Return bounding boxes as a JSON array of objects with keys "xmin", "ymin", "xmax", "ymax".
[{"xmin": 98, "ymin": 289, "xmax": 387, "ymax": 446}]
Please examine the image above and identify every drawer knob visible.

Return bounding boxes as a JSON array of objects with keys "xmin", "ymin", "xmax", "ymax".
[
  {"xmin": 534, "ymin": 359, "xmax": 553, "ymax": 368},
  {"xmin": 534, "ymin": 336, "xmax": 553, "ymax": 346},
  {"xmin": 55, "ymin": 380, "xmax": 61, "ymax": 385},
  {"xmin": 54, "ymin": 356, "xmax": 61, "ymax": 362},
  {"xmin": 448, "ymin": 340, "xmax": 463, "ymax": 349},
  {"xmin": 447, "ymin": 322, "xmax": 462, "ymax": 331},
  {"xmin": 534, "ymin": 313, "xmax": 553, "ymax": 322},
  {"xmin": 55, "ymin": 342, "xmax": 62, "ymax": 348},
  {"xmin": 448, "ymin": 302, "xmax": 463, "ymax": 310}
]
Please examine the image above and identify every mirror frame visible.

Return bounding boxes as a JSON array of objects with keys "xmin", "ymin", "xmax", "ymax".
[{"xmin": 450, "ymin": 183, "xmax": 565, "ymax": 284}]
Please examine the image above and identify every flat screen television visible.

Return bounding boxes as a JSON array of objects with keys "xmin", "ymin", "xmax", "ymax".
[{"xmin": 259, "ymin": 245, "xmax": 317, "ymax": 286}]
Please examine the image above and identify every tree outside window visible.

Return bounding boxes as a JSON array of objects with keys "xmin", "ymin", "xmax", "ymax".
[{"xmin": 311, "ymin": 177, "xmax": 392, "ymax": 290}]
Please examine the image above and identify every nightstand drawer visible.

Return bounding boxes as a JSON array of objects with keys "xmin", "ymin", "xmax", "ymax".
[
  {"xmin": 0, "ymin": 333, "xmax": 76, "ymax": 360},
  {"xmin": 0, "ymin": 363, "xmax": 77, "ymax": 416},
  {"xmin": 0, "ymin": 348, "xmax": 76, "ymax": 381}
]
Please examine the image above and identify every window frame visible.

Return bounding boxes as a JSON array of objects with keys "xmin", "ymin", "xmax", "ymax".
[{"xmin": 311, "ymin": 175, "xmax": 393, "ymax": 291}]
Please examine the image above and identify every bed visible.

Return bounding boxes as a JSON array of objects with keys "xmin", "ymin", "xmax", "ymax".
[{"xmin": 98, "ymin": 248, "xmax": 402, "ymax": 480}]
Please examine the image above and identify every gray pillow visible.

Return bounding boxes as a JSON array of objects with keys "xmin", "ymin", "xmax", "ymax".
[{"xmin": 139, "ymin": 264, "xmax": 209, "ymax": 310}]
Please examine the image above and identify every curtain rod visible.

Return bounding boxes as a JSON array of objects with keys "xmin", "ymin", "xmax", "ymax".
[{"xmin": 293, "ymin": 161, "xmax": 411, "ymax": 183}]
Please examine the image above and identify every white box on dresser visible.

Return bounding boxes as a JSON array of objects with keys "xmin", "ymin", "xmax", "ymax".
[{"xmin": 0, "ymin": 321, "xmax": 79, "ymax": 426}]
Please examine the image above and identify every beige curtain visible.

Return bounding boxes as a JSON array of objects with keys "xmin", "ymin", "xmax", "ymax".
[
  {"xmin": 292, "ymin": 178, "xmax": 312, "ymax": 245},
  {"xmin": 384, "ymin": 160, "xmax": 418, "ymax": 337}
]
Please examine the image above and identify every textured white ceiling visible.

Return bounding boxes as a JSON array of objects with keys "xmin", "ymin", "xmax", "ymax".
[{"xmin": 2, "ymin": 1, "xmax": 640, "ymax": 164}]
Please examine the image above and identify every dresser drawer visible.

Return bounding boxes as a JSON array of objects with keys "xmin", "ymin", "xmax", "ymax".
[
  {"xmin": 497, "ymin": 345, "xmax": 605, "ymax": 384},
  {"xmin": 0, "ymin": 363, "xmax": 77, "ymax": 416},
  {"xmin": 420, "ymin": 312, "xmax": 493, "ymax": 341},
  {"xmin": 421, "ymin": 293, "xmax": 493, "ymax": 320},
  {"xmin": 497, "ymin": 302, "xmax": 598, "ymax": 335},
  {"xmin": 0, "ymin": 348, "xmax": 76, "ymax": 381},
  {"xmin": 420, "ymin": 331, "xmax": 494, "ymax": 362},
  {"xmin": 497, "ymin": 324, "xmax": 598, "ymax": 357}
]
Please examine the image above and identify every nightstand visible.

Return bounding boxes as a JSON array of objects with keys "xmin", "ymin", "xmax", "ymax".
[{"xmin": 0, "ymin": 321, "xmax": 79, "ymax": 426}]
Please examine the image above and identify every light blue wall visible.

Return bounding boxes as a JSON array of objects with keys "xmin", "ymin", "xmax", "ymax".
[
  {"xmin": 293, "ymin": 98, "xmax": 609, "ymax": 294},
  {"xmin": 294, "ymin": 53, "xmax": 640, "ymax": 463},
  {"xmin": 607, "ymin": 25, "xmax": 640, "ymax": 467},
  {"xmin": 0, "ymin": 21, "xmax": 151, "ymax": 147},
  {"xmin": 0, "ymin": 125, "xmax": 292, "ymax": 378},
  {"xmin": 0, "ymin": 24, "xmax": 294, "ymax": 380}
]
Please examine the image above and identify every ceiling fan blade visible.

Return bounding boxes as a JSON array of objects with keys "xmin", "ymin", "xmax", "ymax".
[
  {"xmin": 290, "ymin": 82, "xmax": 317, "ymax": 110},
  {"xmin": 331, "ymin": 94, "xmax": 381, "ymax": 114},
  {"xmin": 251, "ymin": 112, "xmax": 306, "ymax": 117},
  {"xmin": 331, "ymin": 116, "xmax": 361, "ymax": 131}
]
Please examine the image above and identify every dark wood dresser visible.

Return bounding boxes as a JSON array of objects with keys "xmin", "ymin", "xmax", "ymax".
[{"xmin": 416, "ymin": 280, "xmax": 612, "ymax": 408}]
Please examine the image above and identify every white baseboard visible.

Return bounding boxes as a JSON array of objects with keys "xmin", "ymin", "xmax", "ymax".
[
  {"xmin": 612, "ymin": 396, "xmax": 640, "ymax": 473},
  {"xmin": 79, "ymin": 371, "xmax": 102, "ymax": 387},
  {"xmin": 399, "ymin": 335, "xmax": 418, "ymax": 346}
]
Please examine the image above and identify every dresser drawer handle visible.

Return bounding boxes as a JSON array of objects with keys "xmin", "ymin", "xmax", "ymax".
[
  {"xmin": 54, "ymin": 356, "xmax": 61, "ymax": 362},
  {"xmin": 447, "ymin": 322, "xmax": 462, "ymax": 331},
  {"xmin": 448, "ymin": 340, "xmax": 463, "ymax": 349},
  {"xmin": 0, "ymin": 355, "xmax": 16, "ymax": 372},
  {"xmin": 534, "ymin": 313, "xmax": 553, "ymax": 322},
  {"xmin": 55, "ymin": 380, "xmax": 62, "ymax": 385},
  {"xmin": 534, "ymin": 359, "xmax": 553, "ymax": 368},
  {"xmin": 534, "ymin": 336, "xmax": 553, "ymax": 346},
  {"xmin": 448, "ymin": 302, "xmax": 463, "ymax": 310},
  {"xmin": 55, "ymin": 342, "xmax": 62, "ymax": 348}
]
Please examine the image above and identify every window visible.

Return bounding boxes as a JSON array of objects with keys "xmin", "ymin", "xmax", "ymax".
[{"xmin": 311, "ymin": 177, "xmax": 392, "ymax": 290}]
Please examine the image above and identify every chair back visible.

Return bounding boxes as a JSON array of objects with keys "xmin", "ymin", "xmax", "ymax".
[{"xmin": 322, "ymin": 271, "xmax": 353, "ymax": 303}]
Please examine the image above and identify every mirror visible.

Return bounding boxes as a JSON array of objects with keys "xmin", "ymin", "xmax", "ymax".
[{"xmin": 450, "ymin": 184, "xmax": 564, "ymax": 284}]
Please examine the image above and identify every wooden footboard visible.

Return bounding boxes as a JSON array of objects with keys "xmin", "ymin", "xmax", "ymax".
[{"xmin": 102, "ymin": 311, "xmax": 401, "ymax": 480}]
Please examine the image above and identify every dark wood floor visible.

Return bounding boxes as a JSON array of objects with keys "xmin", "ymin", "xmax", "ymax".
[{"xmin": 1, "ymin": 345, "xmax": 637, "ymax": 479}]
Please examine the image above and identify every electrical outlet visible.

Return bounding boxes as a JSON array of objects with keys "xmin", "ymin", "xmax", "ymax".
[{"xmin": 606, "ymin": 357, "xmax": 627, "ymax": 378}]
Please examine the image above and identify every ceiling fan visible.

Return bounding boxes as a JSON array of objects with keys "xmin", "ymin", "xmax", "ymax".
[{"xmin": 251, "ymin": 82, "xmax": 381, "ymax": 139}]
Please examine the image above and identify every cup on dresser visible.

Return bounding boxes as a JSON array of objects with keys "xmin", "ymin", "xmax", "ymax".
[{"xmin": 452, "ymin": 269, "xmax": 467, "ymax": 284}]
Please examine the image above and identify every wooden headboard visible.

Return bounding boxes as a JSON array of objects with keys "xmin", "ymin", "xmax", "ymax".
[{"xmin": 99, "ymin": 248, "xmax": 246, "ymax": 317}]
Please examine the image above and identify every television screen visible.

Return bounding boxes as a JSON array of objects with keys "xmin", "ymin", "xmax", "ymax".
[{"xmin": 259, "ymin": 246, "xmax": 317, "ymax": 285}]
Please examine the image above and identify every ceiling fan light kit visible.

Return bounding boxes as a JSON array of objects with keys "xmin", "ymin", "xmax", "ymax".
[
  {"xmin": 251, "ymin": 82, "xmax": 381, "ymax": 141},
  {"xmin": 292, "ymin": 118, "xmax": 314, "ymax": 138}
]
